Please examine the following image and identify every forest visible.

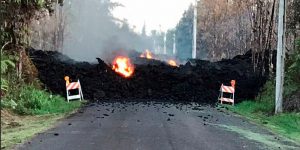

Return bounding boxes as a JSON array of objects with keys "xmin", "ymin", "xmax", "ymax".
[{"xmin": 167, "ymin": 0, "xmax": 300, "ymax": 62}]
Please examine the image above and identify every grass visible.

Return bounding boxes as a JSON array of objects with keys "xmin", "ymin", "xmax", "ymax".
[
  {"xmin": 2, "ymin": 85, "xmax": 82, "ymax": 115},
  {"xmin": 225, "ymin": 101, "xmax": 300, "ymax": 143},
  {"xmin": 1, "ymin": 112, "xmax": 76, "ymax": 150},
  {"xmin": 224, "ymin": 76, "xmax": 300, "ymax": 143},
  {"xmin": 1, "ymin": 85, "xmax": 83, "ymax": 149},
  {"xmin": 29, "ymin": 96, "xmax": 82, "ymax": 115},
  {"xmin": 219, "ymin": 124, "xmax": 299, "ymax": 150}
]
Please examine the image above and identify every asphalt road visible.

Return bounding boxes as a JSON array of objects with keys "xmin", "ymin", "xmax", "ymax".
[{"xmin": 17, "ymin": 102, "xmax": 299, "ymax": 150}]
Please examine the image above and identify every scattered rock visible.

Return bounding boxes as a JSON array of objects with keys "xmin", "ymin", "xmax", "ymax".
[
  {"xmin": 168, "ymin": 114, "xmax": 175, "ymax": 117},
  {"xmin": 192, "ymin": 107, "xmax": 204, "ymax": 111},
  {"xmin": 89, "ymin": 103, "xmax": 96, "ymax": 107}
]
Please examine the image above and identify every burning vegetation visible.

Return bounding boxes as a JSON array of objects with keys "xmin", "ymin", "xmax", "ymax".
[
  {"xmin": 140, "ymin": 49, "xmax": 179, "ymax": 67},
  {"xmin": 168, "ymin": 60, "xmax": 178, "ymax": 67},
  {"xmin": 140, "ymin": 49, "xmax": 154, "ymax": 59}
]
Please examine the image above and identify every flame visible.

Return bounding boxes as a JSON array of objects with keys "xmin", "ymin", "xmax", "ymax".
[
  {"xmin": 168, "ymin": 60, "xmax": 178, "ymax": 67},
  {"xmin": 140, "ymin": 50, "xmax": 153, "ymax": 59},
  {"xmin": 112, "ymin": 56, "xmax": 135, "ymax": 78}
]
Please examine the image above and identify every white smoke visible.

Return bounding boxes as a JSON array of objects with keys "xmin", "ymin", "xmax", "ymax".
[{"xmin": 62, "ymin": 0, "xmax": 152, "ymax": 62}]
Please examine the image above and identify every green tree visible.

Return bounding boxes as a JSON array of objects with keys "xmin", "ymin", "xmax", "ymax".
[
  {"xmin": 175, "ymin": 5, "xmax": 194, "ymax": 60},
  {"xmin": 0, "ymin": 0, "xmax": 61, "ymax": 47},
  {"xmin": 288, "ymin": 0, "xmax": 300, "ymax": 31},
  {"xmin": 166, "ymin": 29, "xmax": 175, "ymax": 55},
  {"xmin": 288, "ymin": 39, "xmax": 300, "ymax": 83},
  {"xmin": 0, "ymin": 51, "xmax": 15, "ymax": 92}
]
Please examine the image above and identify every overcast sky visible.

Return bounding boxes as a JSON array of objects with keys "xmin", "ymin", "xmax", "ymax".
[{"xmin": 111, "ymin": 0, "xmax": 194, "ymax": 34}]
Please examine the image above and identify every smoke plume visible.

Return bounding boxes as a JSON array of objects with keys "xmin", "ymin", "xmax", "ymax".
[{"xmin": 63, "ymin": 0, "xmax": 152, "ymax": 62}]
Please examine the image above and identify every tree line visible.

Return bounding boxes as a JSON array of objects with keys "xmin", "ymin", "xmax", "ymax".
[{"xmin": 164, "ymin": 0, "xmax": 300, "ymax": 64}]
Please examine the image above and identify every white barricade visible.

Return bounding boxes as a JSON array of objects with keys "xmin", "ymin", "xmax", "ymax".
[
  {"xmin": 65, "ymin": 76, "xmax": 83, "ymax": 102},
  {"xmin": 218, "ymin": 80, "xmax": 235, "ymax": 105}
]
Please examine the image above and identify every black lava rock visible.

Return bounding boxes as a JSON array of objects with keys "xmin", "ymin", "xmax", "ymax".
[{"xmin": 28, "ymin": 49, "xmax": 267, "ymax": 104}]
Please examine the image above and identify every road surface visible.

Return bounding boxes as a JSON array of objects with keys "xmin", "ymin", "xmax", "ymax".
[{"xmin": 17, "ymin": 101, "xmax": 299, "ymax": 150}]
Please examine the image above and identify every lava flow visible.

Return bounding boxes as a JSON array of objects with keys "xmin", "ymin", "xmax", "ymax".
[
  {"xmin": 140, "ymin": 49, "xmax": 153, "ymax": 59},
  {"xmin": 112, "ymin": 56, "xmax": 135, "ymax": 78}
]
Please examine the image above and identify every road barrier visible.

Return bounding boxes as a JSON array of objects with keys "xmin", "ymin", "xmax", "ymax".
[
  {"xmin": 64, "ymin": 76, "xmax": 83, "ymax": 102},
  {"xmin": 218, "ymin": 80, "xmax": 235, "ymax": 105}
]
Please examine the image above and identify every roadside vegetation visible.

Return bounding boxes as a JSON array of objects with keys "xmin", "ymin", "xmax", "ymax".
[
  {"xmin": 1, "ymin": 51, "xmax": 82, "ymax": 149},
  {"xmin": 228, "ymin": 100, "xmax": 300, "ymax": 142},
  {"xmin": 1, "ymin": 82, "xmax": 81, "ymax": 115},
  {"xmin": 226, "ymin": 39, "xmax": 300, "ymax": 142},
  {"xmin": 1, "ymin": 111, "xmax": 76, "ymax": 150},
  {"xmin": 1, "ymin": 1, "xmax": 82, "ymax": 149}
]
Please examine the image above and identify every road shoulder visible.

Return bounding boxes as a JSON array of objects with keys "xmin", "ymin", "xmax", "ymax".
[
  {"xmin": 1, "ymin": 109, "xmax": 80, "ymax": 150},
  {"xmin": 217, "ymin": 104, "xmax": 300, "ymax": 149}
]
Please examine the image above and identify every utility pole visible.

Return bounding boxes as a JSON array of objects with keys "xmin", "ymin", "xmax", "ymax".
[
  {"xmin": 153, "ymin": 39, "xmax": 157, "ymax": 54},
  {"xmin": 164, "ymin": 34, "xmax": 167, "ymax": 55},
  {"xmin": 173, "ymin": 33, "xmax": 176, "ymax": 55},
  {"xmin": 275, "ymin": 0, "xmax": 286, "ymax": 114},
  {"xmin": 192, "ymin": 0, "xmax": 198, "ymax": 59}
]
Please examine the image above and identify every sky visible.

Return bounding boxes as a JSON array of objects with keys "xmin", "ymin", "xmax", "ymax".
[{"xmin": 111, "ymin": 0, "xmax": 195, "ymax": 35}]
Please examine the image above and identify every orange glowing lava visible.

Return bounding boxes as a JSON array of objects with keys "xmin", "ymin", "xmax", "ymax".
[
  {"xmin": 140, "ymin": 50, "xmax": 153, "ymax": 59},
  {"xmin": 112, "ymin": 56, "xmax": 135, "ymax": 78},
  {"xmin": 168, "ymin": 60, "xmax": 178, "ymax": 67}
]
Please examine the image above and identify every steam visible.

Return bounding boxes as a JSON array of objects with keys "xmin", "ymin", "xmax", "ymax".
[{"xmin": 62, "ymin": 0, "xmax": 152, "ymax": 62}]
